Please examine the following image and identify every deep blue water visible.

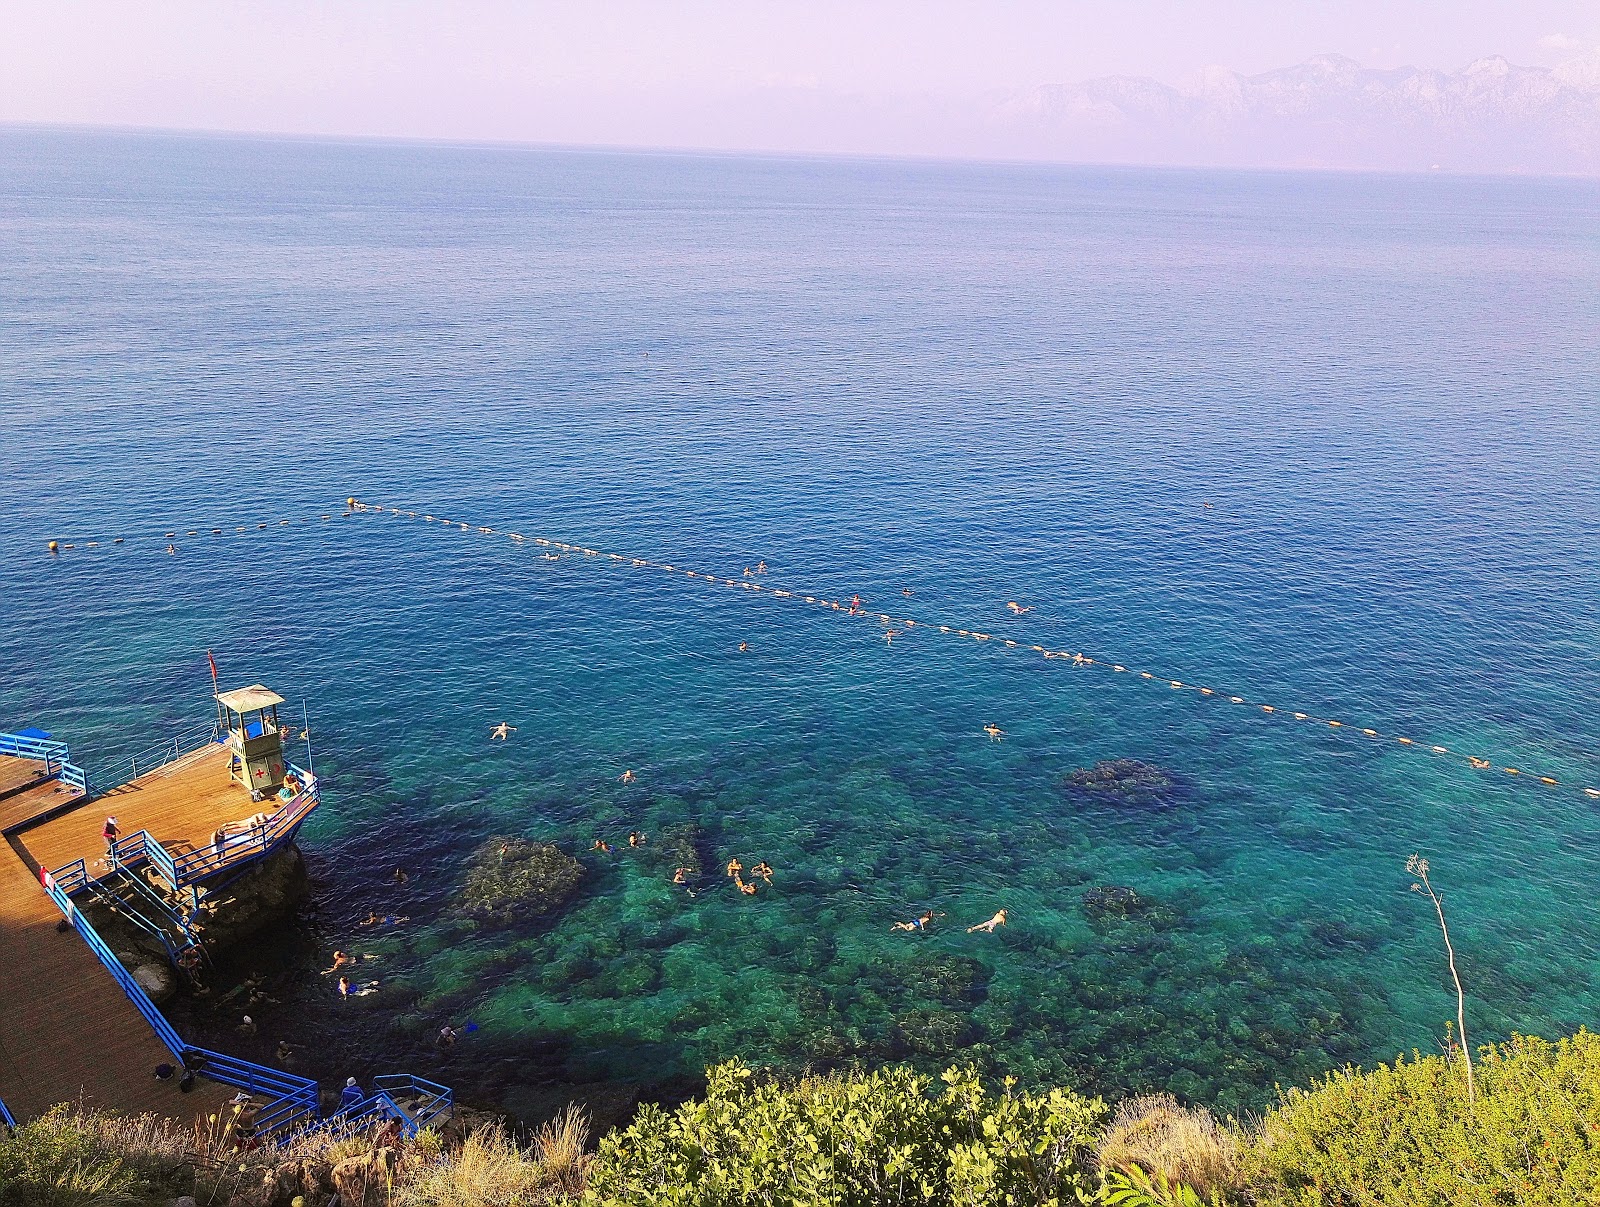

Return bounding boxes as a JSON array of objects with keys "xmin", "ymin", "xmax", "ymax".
[{"xmin": 2, "ymin": 127, "xmax": 1598, "ymax": 1120}]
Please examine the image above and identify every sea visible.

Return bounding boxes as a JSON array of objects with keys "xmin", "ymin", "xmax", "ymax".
[{"xmin": 1, "ymin": 126, "xmax": 1597, "ymax": 1123}]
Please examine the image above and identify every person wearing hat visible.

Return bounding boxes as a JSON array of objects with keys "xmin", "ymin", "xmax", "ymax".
[
  {"xmin": 339, "ymin": 1077, "xmax": 364, "ymax": 1111},
  {"xmin": 101, "ymin": 816, "xmax": 119, "ymax": 857}
]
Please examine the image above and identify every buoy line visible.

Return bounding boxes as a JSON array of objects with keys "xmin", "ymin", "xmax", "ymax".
[
  {"xmin": 44, "ymin": 510, "xmax": 356, "ymax": 554},
  {"xmin": 343, "ymin": 500, "xmax": 1598, "ymax": 804},
  {"xmin": 45, "ymin": 497, "xmax": 1599, "ymax": 803}
]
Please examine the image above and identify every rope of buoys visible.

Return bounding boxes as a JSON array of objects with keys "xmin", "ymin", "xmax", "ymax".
[
  {"xmin": 346, "ymin": 498, "xmax": 1599, "ymax": 804},
  {"xmin": 45, "ymin": 510, "xmax": 357, "ymax": 553}
]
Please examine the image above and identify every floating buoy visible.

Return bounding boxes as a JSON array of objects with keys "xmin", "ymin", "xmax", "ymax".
[{"xmin": 48, "ymin": 540, "xmax": 58, "ymax": 553}]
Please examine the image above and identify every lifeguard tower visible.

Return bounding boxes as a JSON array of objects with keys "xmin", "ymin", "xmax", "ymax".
[{"xmin": 216, "ymin": 685, "xmax": 287, "ymax": 800}]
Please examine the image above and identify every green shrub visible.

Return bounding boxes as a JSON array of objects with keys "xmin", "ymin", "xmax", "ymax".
[
  {"xmin": 1246, "ymin": 1029, "xmax": 1600, "ymax": 1206},
  {"xmin": 584, "ymin": 1060, "xmax": 1105, "ymax": 1206},
  {"xmin": 0, "ymin": 1106, "xmax": 146, "ymax": 1207}
]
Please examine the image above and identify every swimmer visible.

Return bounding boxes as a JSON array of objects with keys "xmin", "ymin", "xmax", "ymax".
[
  {"xmin": 967, "ymin": 909, "xmax": 1008, "ymax": 934},
  {"xmin": 590, "ymin": 839, "xmax": 613, "ymax": 853},
  {"xmin": 1468, "ymin": 757, "xmax": 1491, "ymax": 769},
  {"xmin": 628, "ymin": 831, "xmax": 645, "ymax": 847},
  {"xmin": 751, "ymin": 860, "xmax": 773, "ymax": 883},
  {"xmin": 238, "ymin": 1014, "xmax": 257, "ymax": 1036},
  {"xmin": 167, "ymin": 544, "xmax": 176, "ymax": 555},
  {"xmin": 437, "ymin": 1024, "xmax": 460, "ymax": 1048},
  {"xmin": 392, "ymin": 866, "xmax": 409, "ymax": 885},
  {"xmin": 323, "ymin": 951, "xmax": 356, "ymax": 974},
  {"xmin": 490, "ymin": 722, "xmax": 516, "ymax": 741},
  {"xmin": 891, "ymin": 910, "xmax": 938, "ymax": 932},
  {"xmin": 849, "ymin": 593, "xmax": 863, "ymax": 615},
  {"xmin": 738, "ymin": 641, "xmax": 749, "ymax": 653},
  {"xmin": 983, "ymin": 723, "xmax": 1005, "ymax": 741},
  {"xmin": 339, "ymin": 976, "xmax": 380, "ymax": 998},
  {"xmin": 883, "ymin": 629, "xmax": 901, "ymax": 644},
  {"xmin": 739, "ymin": 879, "xmax": 758, "ymax": 895},
  {"xmin": 673, "ymin": 867, "xmax": 697, "ymax": 897},
  {"xmin": 620, "ymin": 769, "xmax": 636, "ymax": 783},
  {"xmin": 359, "ymin": 912, "xmax": 409, "ymax": 928},
  {"xmin": 1006, "ymin": 601, "xmax": 1032, "ymax": 616},
  {"xmin": 743, "ymin": 567, "xmax": 752, "ymax": 577},
  {"xmin": 275, "ymin": 1040, "xmax": 301, "ymax": 1062},
  {"xmin": 902, "ymin": 587, "xmax": 913, "ymax": 596},
  {"xmin": 756, "ymin": 561, "xmax": 768, "ymax": 574},
  {"xmin": 726, "ymin": 858, "xmax": 743, "ymax": 878},
  {"xmin": 542, "ymin": 552, "xmax": 560, "ymax": 560}
]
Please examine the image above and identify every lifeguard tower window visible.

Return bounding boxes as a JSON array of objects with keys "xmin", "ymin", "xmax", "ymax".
[{"xmin": 215, "ymin": 684, "xmax": 288, "ymax": 800}]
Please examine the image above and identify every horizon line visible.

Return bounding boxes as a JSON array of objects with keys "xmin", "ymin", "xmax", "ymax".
[{"xmin": 6, "ymin": 119, "xmax": 1597, "ymax": 184}]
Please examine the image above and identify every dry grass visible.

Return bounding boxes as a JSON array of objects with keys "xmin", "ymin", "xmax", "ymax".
[
  {"xmin": 1095, "ymin": 1093, "xmax": 1244, "ymax": 1202},
  {"xmin": 396, "ymin": 1115, "xmax": 589, "ymax": 1207}
]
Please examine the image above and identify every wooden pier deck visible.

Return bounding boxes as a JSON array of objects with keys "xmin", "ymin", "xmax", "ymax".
[
  {"xmin": 0, "ymin": 751, "xmax": 241, "ymax": 1123},
  {"xmin": 23, "ymin": 742, "xmax": 265, "ymax": 879}
]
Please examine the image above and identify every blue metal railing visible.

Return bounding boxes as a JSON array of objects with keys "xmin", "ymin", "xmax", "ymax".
[
  {"xmin": 38, "ymin": 875, "xmax": 321, "ymax": 1140},
  {"xmin": 376, "ymin": 1073, "xmax": 454, "ymax": 1134},
  {"xmin": 56, "ymin": 764, "xmax": 320, "ymax": 897},
  {"xmin": 0, "ymin": 1094, "xmax": 15, "ymax": 1130},
  {"xmin": 170, "ymin": 766, "xmax": 320, "ymax": 884},
  {"xmin": 93, "ymin": 722, "xmax": 220, "ymax": 794},
  {"xmin": 185, "ymin": 1048, "xmax": 320, "ymax": 1138},
  {"xmin": 0, "ymin": 730, "xmax": 88, "ymax": 800},
  {"xmin": 41, "ymin": 875, "xmax": 186, "ymax": 1058}
]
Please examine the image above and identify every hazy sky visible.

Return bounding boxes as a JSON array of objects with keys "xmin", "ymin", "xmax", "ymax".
[{"xmin": 4, "ymin": 1, "xmax": 1599, "ymax": 155}]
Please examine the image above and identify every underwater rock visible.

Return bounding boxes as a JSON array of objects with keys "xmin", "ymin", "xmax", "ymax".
[
  {"xmin": 903, "ymin": 953, "xmax": 992, "ymax": 1007},
  {"xmin": 1061, "ymin": 759, "xmax": 1181, "ymax": 809},
  {"xmin": 895, "ymin": 1007, "xmax": 975, "ymax": 1057},
  {"xmin": 647, "ymin": 823, "xmax": 708, "ymax": 879},
  {"xmin": 458, "ymin": 837, "xmax": 583, "ymax": 924},
  {"xmin": 1081, "ymin": 885, "xmax": 1149, "ymax": 921}
]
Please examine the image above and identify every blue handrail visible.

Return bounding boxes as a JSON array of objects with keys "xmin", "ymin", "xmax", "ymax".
[
  {"xmin": 42, "ymin": 876, "xmax": 186, "ymax": 1058},
  {"xmin": 0, "ymin": 730, "xmax": 89, "ymax": 800},
  {"xmin": 56, "ymin": 765, "xmax": 319, "ymax": 897},
  {"xmin": 0, "ymin": 1094, "xmax": 15, "ymax": 1130}
]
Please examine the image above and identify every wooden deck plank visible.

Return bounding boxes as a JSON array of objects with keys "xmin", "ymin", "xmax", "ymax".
[
  {"xmin": 0, "ymin": 754, "xmax": 51, "ymax": 800},
  {"xmin": 0, "ymin": 779, "xmax": 82, "ymax": 833},
  {"xmin": 0, "ymin": 748, "xmax": 284, "ymax": 1125}
]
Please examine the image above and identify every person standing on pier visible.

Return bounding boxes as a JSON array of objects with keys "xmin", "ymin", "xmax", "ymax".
[
  {"xmin": 101, "ymin": 815, "xmax": 119, "ymax": 857},
  {"xmin": 339, "ymin": 1077, "xmax": 364, "ymax": 1111}
]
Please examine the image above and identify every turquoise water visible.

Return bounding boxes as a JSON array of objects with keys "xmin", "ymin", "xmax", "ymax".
[{"xmin": 2, "ymin": 127, "xmax": 1598, "ymax": 1120}]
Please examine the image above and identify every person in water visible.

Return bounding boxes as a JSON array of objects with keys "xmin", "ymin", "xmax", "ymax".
[
  {"xmin": 672, "ymin": 867, "xmax": 697, "ymax": 897},
  {"xmin": 967, "ymin": 909, "xmax": 1008, "ymax": 933},
  {"xmin": 738, "ymin": 879, "xmax": 758, "ymax": 895},
  {"xmin": 392, "ymin": 866, "xmax": 409, "ymax": 885},
  {"xmin": 983, "ymin": 723, "xmax": 1005, "ymax": 741},
  {"xmin": 620, "ymin": 770, "xmax": 636, "ymax": 783},
  {"xmin": 891, "ymin": 910, "xmax": 938, "ymax": 932},
  {"xmin": 490, "ymin": 722, "xmax": 516, "ymax": 741},
  {"xmin": 591, "ymin": 839, "xmax": 612, "ymax": 853},
  {"xmin": 359, "ymin": 912, "xmax": 409, "ymax": 927},
  {"xmin": 725, "ymin": 858, "xmax": 743, "ymax": 878},
  {"xmin": 628, "ymin": 831, "xmax": 645, "ymax": 847},
  {"xmin": 751, "ymin": 860, "xmax": 773, "ymax": 883},
  {"xmin": 323, "ymin": 950, "xmax": 355, "ymax": 974},
  {"xmin": 738, "ymin": 641, "xmax": 748, "ymax": 653},
  {"xmin": 338, "ymin": 976, "xmax": 380, "ymax": 998}
]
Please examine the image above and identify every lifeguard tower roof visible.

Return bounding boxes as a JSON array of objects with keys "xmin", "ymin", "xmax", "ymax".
[{"xmin": 215, "ymin": 685, "xmax": 285, "ymax": 711}]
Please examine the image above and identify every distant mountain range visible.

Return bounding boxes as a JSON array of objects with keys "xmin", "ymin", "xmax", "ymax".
[{"xmin": 993, "ymin": 52, "xmax": 1600, "ymax": 175}]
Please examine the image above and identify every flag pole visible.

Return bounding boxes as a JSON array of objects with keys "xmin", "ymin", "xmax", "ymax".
[
  {"xmin": 302, "ymin": 699, "xmax": 315, "ymax": 780},
  {"xmin": 207, "ymin": 650, "xmax": 221, "ymax": 735}
]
